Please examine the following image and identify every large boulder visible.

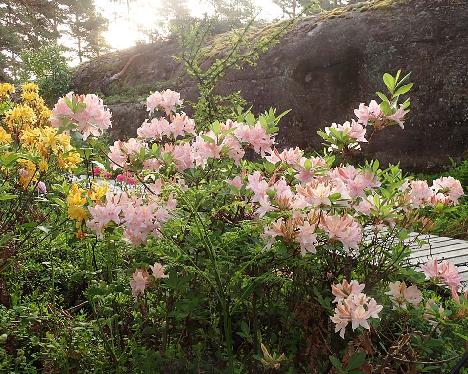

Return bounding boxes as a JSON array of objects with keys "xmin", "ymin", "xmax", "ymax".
[{"xmin": 72, "ymin": 0, "xmax": 468, "ymax": 171}]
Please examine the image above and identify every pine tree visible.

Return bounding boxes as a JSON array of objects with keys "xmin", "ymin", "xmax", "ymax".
[{"xmin": 67, "ymin": 1, "xmax": 110, "ymax": 63}]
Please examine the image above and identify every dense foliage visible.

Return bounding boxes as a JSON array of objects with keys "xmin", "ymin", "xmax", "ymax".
[{"xmin": 0, "ymin": 73, "xmax": 466, "ymax": 373}]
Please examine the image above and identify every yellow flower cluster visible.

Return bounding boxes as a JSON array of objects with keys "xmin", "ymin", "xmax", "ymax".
[
  {"xmin": 87, "ymin": 182, "xmax": 108, "ymax": 202},
  {"xmin": 67, "ymin": 184, "xmax": 88, "ymax": 227},
  {"xmin": 3, "ymin": 82, "xmax": 51, "ymax": 130},
  {"xmin": 0, "ymin": 83, "xmax": 15, "ymax": 100},
  {"xmin": 0, "ymin": 83, "xmax": 82, "ymax": 188},
  {"xmin": 17, "ymin": 159, "xmax": 37, "ymax": 188},
  {"xmin": 19, "ymin": 126, "xmax": 81, "ymax": 170},
  {"xmin": 0, "ymin": 127, "xmax": 11, "ymax": 144}
]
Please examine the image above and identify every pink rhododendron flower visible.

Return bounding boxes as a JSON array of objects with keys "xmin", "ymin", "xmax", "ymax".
[
  {"xmin": 87, "ymin": 199, "xmax": 122, "ymax": 236},
  {"xmin": 92, "ymin": 167, "xmax": 102, "ymax": 177},
  {"xmin": 326, "ymin": 120, "xmax": 367, "ymax": 143},
  {"xmin": 192, "ymin": 133, "xmax": 221, "ymax": 167},
  {"xmin": 386, "ymin": 281, "xmax": 422, "ymax": 309},
  {"xmin": 247, "ymin": 171, "xmax": 269, "ymax": 202},
  {"xmin": 255, "ymin": 196, "xmax": 275, "ymax": 217},
  {"xmin": 227, "ymin": 176, "xmax": 243, "ymax": 189},
  {"xmin": 146, "ymin": 89, "xmax": 182, "ymax": 115},
  {"xmin": 331, "ymin": 279, "xmax": 366, "ymax": 302},
  {"xmin": 150, "ymin": 262, "xmax": 168, "ymax": 279},
  {"xmin": 293, "ymin": 157, "xmax": 328, "ymax": 183},
  {"xmin": 354, "ymin": 100, "xmax": 382, "ymax": 126},
  {"xmin": 143, "ymin": 158, "xmax": 161, "ymax": 171},
  {"xmin": 431, "ymin": 176, "xmax": 464, "ymax": 205},
  {"xmin": 321, "ymin": 214, "xmax": 362, "ymax": 251},
  {"xmin": 37, "ymin": 181, "xmax": 47, "ymax": 194},
  {"xmin": 52, "ymin": 93, "xmax": 112, "ymax": 140},
  {"xmin": 50, "ymin": 92, "xmax": 74, "ymax": 127},
  {"xmin": 296, "ymin": 221, "xmax": 318, "ymax": 255},
  {"xmin": 409, "ymin": 180, "xmax": 434, "ymax": 207},
  {"xmin": 130, "ymin": 269, "xmax": 149, "ymax": 299},
  {"xmin": 386, "ymin": 105, "xmax": 407, "ymax": 129},
  {"xmin": 265, "ymin": 147, "xmax": 303, "ymax": 166},
  {"xmin": 331, "ymin": 166, "xmax": 380, "ymax": 198},
  {"xmin": 235, "ymin": 123, "xmax": 274, "ymax": 156},
  {"xmin": 137, "ymin": 118, "xmax": 170, "ymax": 139},
  {"xmin": 171, "ymin": 143, "xmax": 194, "ymax": 171},
  {"xmin": 116, "ymin": 172, "xmax": 137, "ymax": 185},
  {"xmin": 420, "ymin": 258, "xmax": 461, "ymax": 290},
  {"xmin": 171, "ymin": 113, "xmax": 195, "ymax": 138},
  {"xmin": 331, "ymin": 286, "xmax": 382, "ymax": 338},
  {"xmin": 222, "ymin": 136, "xmax": 245, "ymax": 164},
  {"xmin": 108, "ymin": 139, "xmax": 144, "ymax": 170},
  {"xmin": 294, "ymin": 180, "xmax": 334, "ymax": 208},
  {"xmin": 354, "ymin": 195, "xmax": 377, "ymax": 216}
]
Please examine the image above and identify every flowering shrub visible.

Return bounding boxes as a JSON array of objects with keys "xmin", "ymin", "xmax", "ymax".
[
  {"xmin": 0, "ymin": 72, "xmax": 466, "ymax": 372},
  {"xmin": 0, "ymin": 83, "xmax": 82, "ymax": 272}
]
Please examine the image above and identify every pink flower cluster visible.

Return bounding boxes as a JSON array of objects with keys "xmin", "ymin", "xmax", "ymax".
[
  {"xmin": 330, "ymin": 280, "xmax": 383, "ymax": 338},
  {"xmin": 51, "ymin": 93, "xmax": 112, "ymax": 140},
  {"xmin": 108, "ymin": 138, "xmax": 144, "ymax": 170},
  {"xmin": 420, "ymin": 258, "xmax": 461, "ymax": 291},
  {"xmin": 137, "ymin": 114, "xmax": 195, "ymax": 140},
  {"xmin": 409, "ymin": 176, "xmax": 464, "ymax": 207},
  {"xmin": 354, "ymin": 99, "xmax": 407, "ymax": 129},
  {"xmin": 86, "ymin": 183, "xmax": 176, "ymax": 245},
  {"xmin": 321, "ymin": 214, "xmax": 362, "ymax": 252},
  {"xmin": 147, "ymin": 89, "xmax": 182, "ymax": 115},
  {"xmin": 130, "ymin": 262, "xmax": 168, "ymax": 299},
  {"xmin": 325, "ymin": 120, "xmax": 367, "ymax": 144},
  {"xmin": 234, "ymin": 123, "xmax": 274, "ymax": 156},
  {"xmin": 323, "ymin": 99, "xmax": 408, "ymax": 150},
  {"xmin": 245, "ymin": 164, "xmax": 379, "ymax": 215},
  {"xmin": 385, "ymin": 281, "xmax": 422, "ymax": 309}
]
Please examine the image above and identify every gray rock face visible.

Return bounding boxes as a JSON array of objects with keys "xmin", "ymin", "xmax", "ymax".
[{"xmin": 72, "ymin": 0, "xmax": 468, "ymax": 171}]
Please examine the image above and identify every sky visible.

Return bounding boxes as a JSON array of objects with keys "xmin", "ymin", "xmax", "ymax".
[{"xmin": 95, "ymin": 0, "xmax": 284, "ymax": 50}]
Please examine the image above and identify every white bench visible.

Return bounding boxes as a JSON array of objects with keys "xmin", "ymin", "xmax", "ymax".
[{"xmin": 407, "ymin": 233, "xmax": 468, "ymax": 282}]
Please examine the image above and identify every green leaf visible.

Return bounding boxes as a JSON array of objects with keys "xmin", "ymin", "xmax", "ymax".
[
  {"xmin": 211, "ymin": 121, "xmax": 221, "ymax": 135},
  {"xmin": 383, "ymin": 73, "xmax": 395, "ymax": 93},
  {"xmin": 379, "ymin": 101, "xmax": 392, "ymax": 116},
  {"xmin": 376, "ymin": 91, "xmax": 390, "ymax": 103},
  {"xmin": 393, "ymin": 83, "xmax": 413, "ymax": 97},
  {"xmin": 329, "ymin": 355, "xmax": 343, "ymax": 370},
  {"xmin": 453, "ymin": 332, "xmax": 468, "ymax": 341},
  {"xmin": 397, "ymin": 72, "xmax": 412, "ymax": 86},
  {"xmin": 0, "ymin": 193, "xmax": 17, "ymax": 201},
  {"xmin": 201, "ymin": 135, "xmax": 215, "ymax": 144},
  {"xmin": 346, "ymin": 351, "xmax": 366, "ymax": 370},
  {"xmin": 394, "ymin": 69, "xmax": 401, "ymax": 83}
]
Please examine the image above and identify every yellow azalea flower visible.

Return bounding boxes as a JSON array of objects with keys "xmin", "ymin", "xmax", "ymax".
[
  {"xmin": 68, "ymin": 205, "xmax": 88, "ymax": 225},
  {"xmin": 5, "ymin": 104, "xmax": 36, "ymax": 130},
  {"xmin": 17, "ymin": 159, "xmax": 37, "ymax": 188},
  {"xmin": 38, "ymin": 159, "xmax": 48, "ymax": 172},
  {"xmin": 56, "ymin": 133, "xmax": 72, "ymax": 150},
  {"xmin": 88, "ymin": 182, "xmax": 108, "ymax": 202},
  {"xmin": 0, "ymin": 127, "xmax": 12, "ymax": 144},
  {"xmin": 58, "ymin": 152, "xmax": 81, "ymax": 170},
  {"xmin": 67, "ymin": 184, "xmax": 86, "ymax": 207},
  {"xmin": 0, "ymin": 83, "xmax": 15, "ymax": 100},
  {"xmin": 21, "ymin": 82, "xmax": 39, "ymax": 93},
  {"xmin": 21, "ymin": 91, "xmax": 39, "ymax": 102},
  {"xmin": 37, "ymin": 107, "xmax": 52, "ymax": 126}
]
